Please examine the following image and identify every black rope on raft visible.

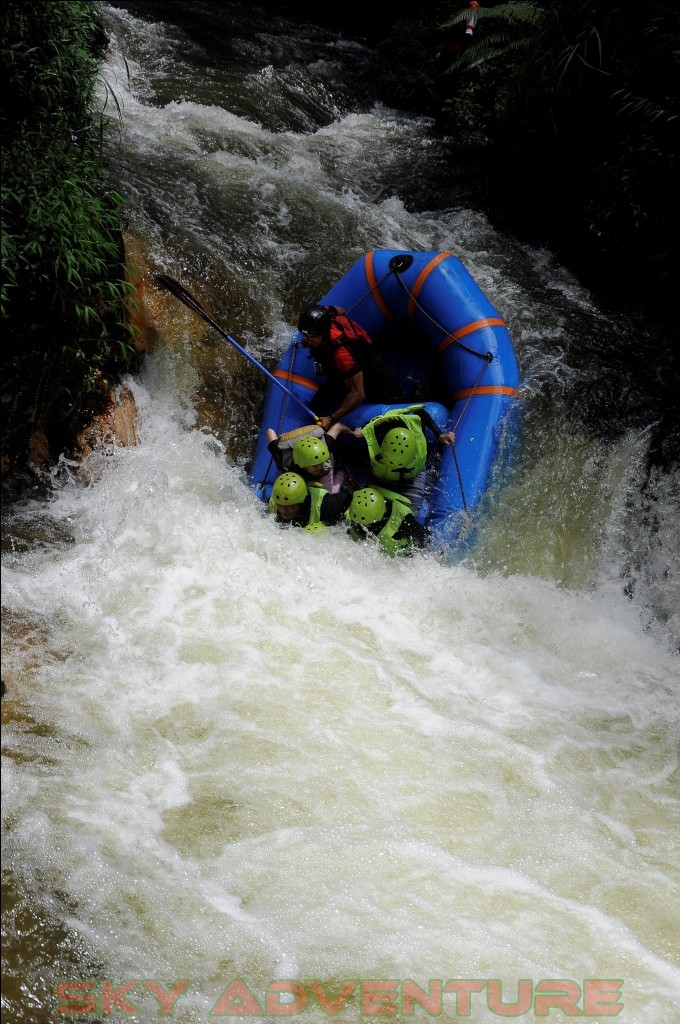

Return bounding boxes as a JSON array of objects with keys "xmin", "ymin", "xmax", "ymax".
[
  {"xmin": 342, "ymin": 266, "xmax": 396, "ymax": 320},
  {"xmin": 448, "ymin": 354, "xmax": 493, "ymax": 510},
  {"xmin": 391, "ymin": 263, "xmax": 500, "ymax": 511},
  {"xmin": 450, "ymin": 354, "xmax": 493, "ymax": 433},
  {"xmin": 261, "ymin": 340, "xmax": 307, "ymax": 486},
  {"xmin": 392, "ymin": 270, "xmax": 491, "ymax": 362},
  {"xmin": 390, "ymin": 264, "xmax": 498, "ymax": 509},
  {"xmin": 452, "ymin": 447, "xmax": 468, "ymax": 512}
]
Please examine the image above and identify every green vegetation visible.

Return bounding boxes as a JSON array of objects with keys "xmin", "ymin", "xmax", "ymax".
[
  {"xmin": 1, "ymin": 0, "xmax": 134, "ymax": 476},
  {"xmin": 376, "ymin": 1, "xmax": 678, "ymax": 322}
]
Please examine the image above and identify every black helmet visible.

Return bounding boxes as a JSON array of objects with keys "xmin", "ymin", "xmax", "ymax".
[{"xmin": 298, "ymin": 305, "xmax": 331, "ymax": 336}]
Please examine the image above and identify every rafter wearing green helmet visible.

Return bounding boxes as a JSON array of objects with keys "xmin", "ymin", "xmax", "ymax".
[
  {"xmin": 347, "ymin": 487, "xmax": 387, "ymax": 525},
  {"xmin": 381, "ymin": 427, "xmax": 418, "ymax": 471},
  {"xmin": 271, "ymin": 472, "xmax": 308, "ymax": 505},
  {"xmin": 345, "ymin": 484, "xmax": 429, "ymax": 557},
  {"xmin": 264, "ymin": 423, "xmax": 356, "ymax": 496},
  {"xmin": 293, "ymin": 435, "xmax": 330, "ymax": 469},
  {"xmin": 358, "ymin": 404, "xmax": 455, "ymax": 516},
  {"xmin": 267, "ymin": 471, "xmax": 353, "ymax": 529}
]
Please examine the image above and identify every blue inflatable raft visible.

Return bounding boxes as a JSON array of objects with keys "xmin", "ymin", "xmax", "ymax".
[{"xmin": 249, "ymin": 250, "xmax": 520, "ymax": 543}]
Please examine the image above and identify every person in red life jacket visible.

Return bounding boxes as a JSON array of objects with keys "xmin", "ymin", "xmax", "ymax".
[{"xmin": 297, "ymin": 304, "xmax": 404, "ymax": 431}]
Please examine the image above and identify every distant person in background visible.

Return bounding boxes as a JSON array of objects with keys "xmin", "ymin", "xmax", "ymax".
[
  {"xmin": 434, "ymin": 0, "xmax": 478, "ymax": 71},
  {"xmin": 297, "ymin": 303, "xmax": 404, "ymax": 431},
  {"xmin": 433, "ymin": 0, "xmax": 479, "ymax": 126}
]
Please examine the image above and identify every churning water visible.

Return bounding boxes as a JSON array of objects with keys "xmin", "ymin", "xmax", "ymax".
[{"xmin": 2, "ymin": 4, "xmax": 678, "ymax": 1022}]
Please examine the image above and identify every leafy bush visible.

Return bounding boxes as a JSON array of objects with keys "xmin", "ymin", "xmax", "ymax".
[
  {"xmin": 1, "ymin": 1, "xmax": 134, "ymax": 470},
  {"xmin": 427, "ymin": 0, "xmax": 678, "ymax": 320}
]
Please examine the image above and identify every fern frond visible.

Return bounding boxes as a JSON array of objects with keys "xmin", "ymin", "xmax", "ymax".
[
  {"xmin": 612, "ymin": 89, "xmax": 679, "ymax": 124},
  {"xmin": 441, "ymin": 1, "xmax": 546, "ymax": 32}
]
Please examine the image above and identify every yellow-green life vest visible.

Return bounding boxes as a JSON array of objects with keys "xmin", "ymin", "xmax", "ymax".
[
  {"xmin": 361, "ymin": 405, "xmax": 428, "ymax": 484},
  {"xmin": 347, "ymin": 484, "xmax": 414, "ymax": 556}
]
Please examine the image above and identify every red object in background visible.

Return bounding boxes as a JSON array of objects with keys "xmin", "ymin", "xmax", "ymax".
[{"xmin": 465, "ymin": 1, "xmax": 479, "ymax": 36}]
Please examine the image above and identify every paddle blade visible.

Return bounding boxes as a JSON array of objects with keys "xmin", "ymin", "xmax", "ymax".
[
  {"xmin": 156, "ymin": 274, "xmax": 183, "ymax": 297},
  {"xmin": 156, "ymin": 275, "xmax": 209, "ymax": 320}
]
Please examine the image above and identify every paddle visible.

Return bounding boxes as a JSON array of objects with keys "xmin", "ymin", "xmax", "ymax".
[{"xmin": 156, "ymin": 275, "xmax": 318, "ymax": 421}]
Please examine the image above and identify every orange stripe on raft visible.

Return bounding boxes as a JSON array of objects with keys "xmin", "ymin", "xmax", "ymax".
[
  {"xmin": 364, "ymin": 251, "xmax": 394, "ymax": 321},
  {"xmin": 438, "ymin": 317, "xmax": 506, "ymax": 353},
  {"xmin": 274, "ymin": 369, "xmax": 319, "ymax": 392},
  {"xmin": 407, "ymin": 252, "xmax": 452, "ymax": 318},
  {"xmin": 452, "ymin": 385, "xmax": 517, "ymax": 400}
]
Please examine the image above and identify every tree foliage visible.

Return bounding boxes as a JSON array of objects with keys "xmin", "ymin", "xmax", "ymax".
[
  {"xmin": 378, "ymin": 0, "xmax": 678, "ymax": 322},
  {"xmin": 1, "ymin": 1, "xmax": 134, "ymax": 474}
]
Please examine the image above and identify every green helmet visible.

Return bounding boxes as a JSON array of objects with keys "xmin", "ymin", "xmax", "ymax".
[
  {"xmin": 348, "ymin": 487, "xmax": 387, "ymax": 525},
  {"xmin": 381, "ymin": 427, "xmax": 417, "ymax": 470},
  {"xmin": 303, "ymin": 522, "xmax": 327, "ymax": 533},
  {"xmin": 272, "ymin": 472, "xmax": 307, "ymax": 505},
  {"xmin": 293, "ymin": 436, "xmax": 330, "ymax": 468}
]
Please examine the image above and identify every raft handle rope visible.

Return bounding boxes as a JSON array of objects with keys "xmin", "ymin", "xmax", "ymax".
[
  {"xmin": 390, "ymin": 263, "xmax": 497, "ymax": 510},
  {"xmin": 391, "ymin": 258, "xmax": 497, "ymax": 509},
  {"xmin": 341, "ymin": 256, "xmax": 492, "ymax": 364},
  {"xmin": 341, "ymin": 264, "xmax": 400, "ymax": 321},
  {"xmin": 392, "ymin": 264, "xmax": 492, "ymax": 363}
]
